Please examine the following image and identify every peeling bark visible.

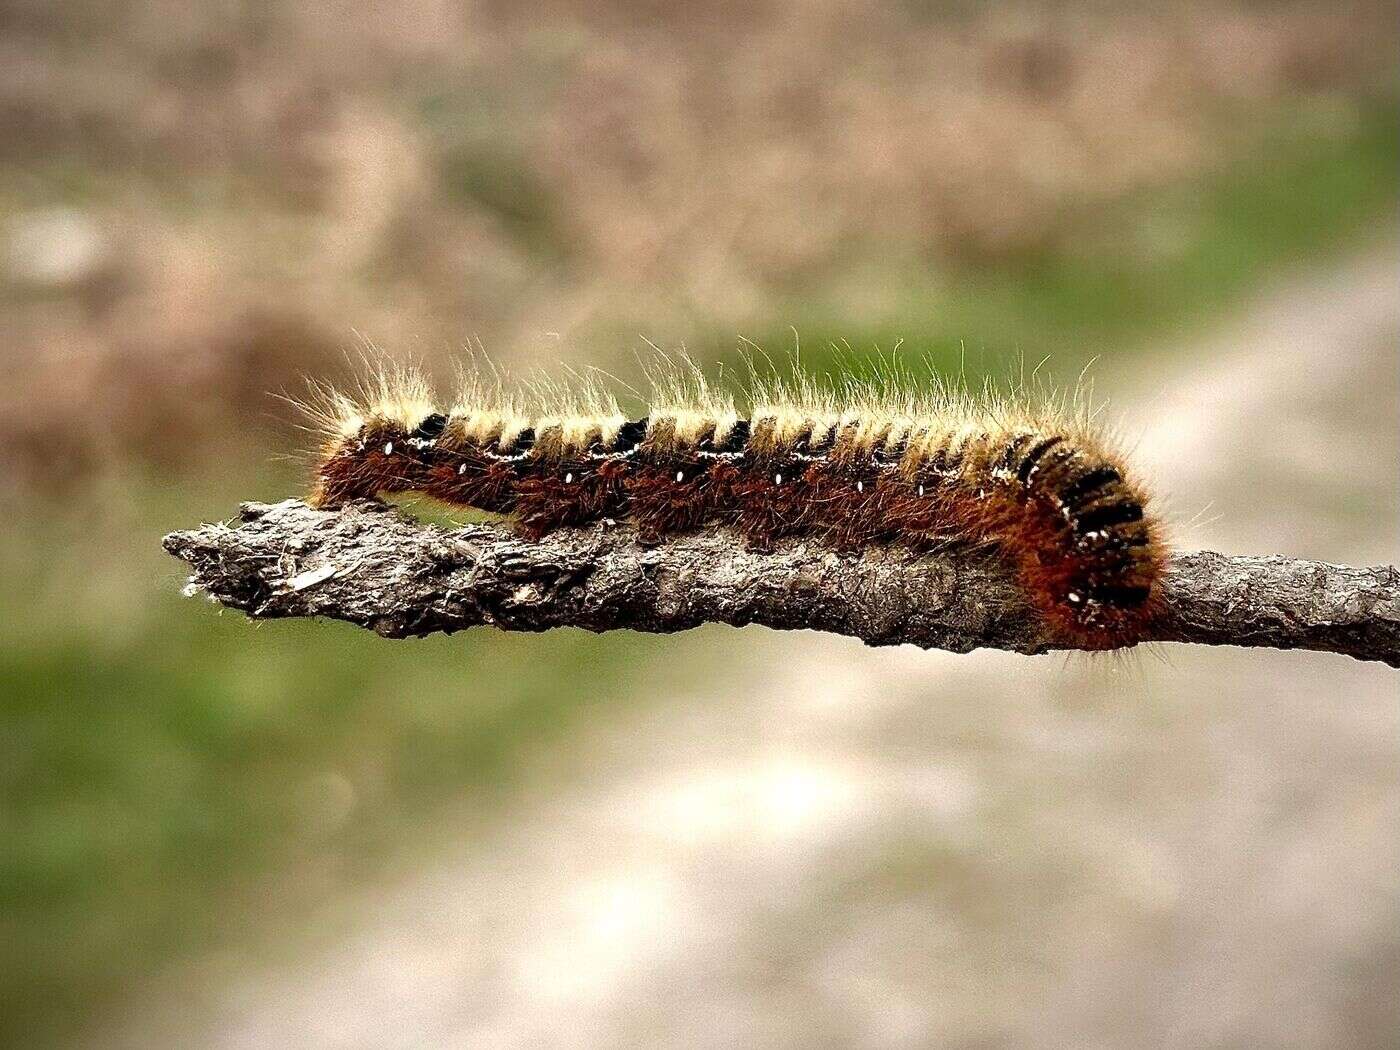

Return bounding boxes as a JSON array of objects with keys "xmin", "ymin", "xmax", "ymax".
[{"xmin": 163, "ymin": 499, "xmax": 1400, "ymax": 667}]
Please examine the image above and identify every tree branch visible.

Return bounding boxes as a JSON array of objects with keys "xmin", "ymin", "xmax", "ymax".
[{"xmin": 163, "ymin": 499, "xmax": 1400, "ymax": 667}]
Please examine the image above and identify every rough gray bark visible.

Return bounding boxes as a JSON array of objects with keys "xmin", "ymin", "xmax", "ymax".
[{"xmin": 163, "ymin": 499, "xmax": 1400, "ymax": 667}]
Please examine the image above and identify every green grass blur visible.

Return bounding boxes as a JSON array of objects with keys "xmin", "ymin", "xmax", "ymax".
[
  {"xmin": 0, "ymin": 100, "xmax": 1396, "ymax": 1050},
  {"xmin": 1, "ymin": 467, "xmax": 667, "ymax": 1045},
  {"xmin": 718, "ymin": 100, "xmax": 1400, "ymax": 379}
]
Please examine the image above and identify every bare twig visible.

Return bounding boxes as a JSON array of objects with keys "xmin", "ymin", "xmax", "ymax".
[{"xmin": 163, "ymin": 499, "xmax": 1400, "ymax": 667}]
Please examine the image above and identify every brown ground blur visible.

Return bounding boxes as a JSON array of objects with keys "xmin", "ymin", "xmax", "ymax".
[{"xmin": 2, "ymin": 0, "xmax": 1394, "ymax": 490}]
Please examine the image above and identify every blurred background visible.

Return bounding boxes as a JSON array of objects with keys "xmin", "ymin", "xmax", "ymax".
[{"xmin": 2, "ymin": 1, "xmax": 1397, "ymax": 1047}]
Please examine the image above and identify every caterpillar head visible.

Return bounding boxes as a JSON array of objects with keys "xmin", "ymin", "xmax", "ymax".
[{"xmin": 311, "ymin": 412, "xmax": 449, "ymax": 506}]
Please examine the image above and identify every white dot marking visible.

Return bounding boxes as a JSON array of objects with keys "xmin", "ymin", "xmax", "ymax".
[
  {"xmin": 383, "ymin": 442, "xmax": 393, "ymax": 455},
  {"xmin": 774, "ymin": 472, "xmax": 783, "ymax": 485},
  {"xmin": 565, "ymin": 472, "xmax": 574, "ymax": 484},
  {"xmin": 675, "ymin": 470, "xmax": 684, "ymax": 483}
]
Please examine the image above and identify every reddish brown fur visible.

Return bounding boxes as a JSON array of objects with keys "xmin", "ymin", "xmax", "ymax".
[
  {"xmin": 626, "ymin": 459, "xmax": 741, "ymax": 545},
  {"xmin": 513, "ymin": 457, "xmax": 630, "ymax": 538},
  {"xmin": 309, "ymin": 406, "xmax": 1166, "ymax": 651}
]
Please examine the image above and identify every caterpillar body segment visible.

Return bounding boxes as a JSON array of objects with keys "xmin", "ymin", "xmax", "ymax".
[{"xmin": 305, "ymin": 366, "xmax": 1167, "ymax": 649}]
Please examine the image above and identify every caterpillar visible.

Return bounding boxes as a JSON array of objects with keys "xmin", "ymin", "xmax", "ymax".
[{"xmin": 299, "ymin": 360, "xmax": 1168, "ymax": 650}]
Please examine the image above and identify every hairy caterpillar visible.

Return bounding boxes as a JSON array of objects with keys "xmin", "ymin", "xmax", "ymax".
[{"xmin": 299, "ymin": 360, "xmax": 1167, "ymax": 649}]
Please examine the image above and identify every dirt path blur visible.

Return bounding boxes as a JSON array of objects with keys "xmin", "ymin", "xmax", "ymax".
[{"xmin": 104, "ymin": 244, "xmax": 1398, "ymax": 1050}]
